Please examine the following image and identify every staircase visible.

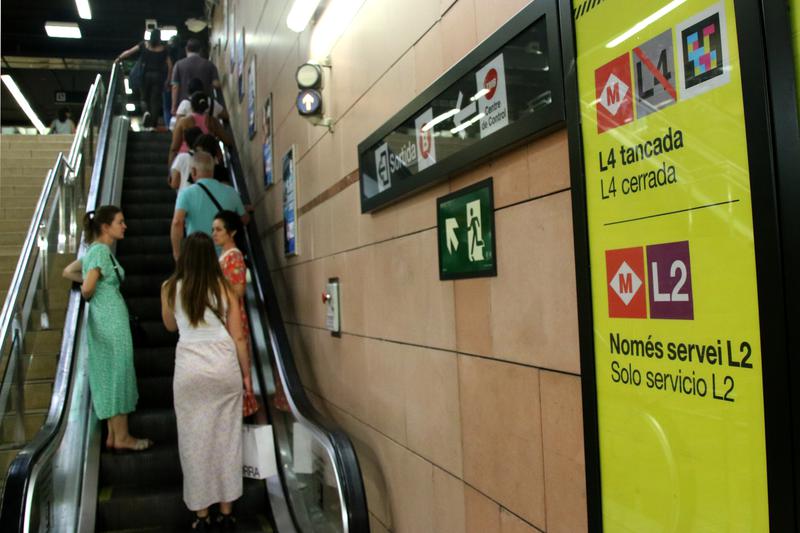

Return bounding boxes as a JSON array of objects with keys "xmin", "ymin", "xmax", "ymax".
[
  {"xmin": 0, "ymin": 134, "xmax": 76, "ymax": 491},
  {"xmin": 95, "ymin": 131, "xmax": 272, "ymax": 532}
]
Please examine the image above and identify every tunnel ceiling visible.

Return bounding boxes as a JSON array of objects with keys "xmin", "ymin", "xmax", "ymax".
[{"xmin": 1, "ymin": 0, "xmax": 207, "ymax": 127}]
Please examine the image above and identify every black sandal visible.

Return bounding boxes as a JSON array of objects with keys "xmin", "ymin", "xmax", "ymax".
[
  {"xmin": 191, "ymin": 514, "xmax": 212, "ymax": 531},
  {"xmin": 217, "ymin": 512, "xmax": 237, "ymax": 531}
]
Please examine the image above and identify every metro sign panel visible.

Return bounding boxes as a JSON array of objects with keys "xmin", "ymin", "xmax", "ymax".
[
  {"xmin": 595, "ymin": 53, "xmax": 634, "ymax": 133},
  {"xmin": 606, "ymin": 247, "xmax": 647, "ymax": 318}
]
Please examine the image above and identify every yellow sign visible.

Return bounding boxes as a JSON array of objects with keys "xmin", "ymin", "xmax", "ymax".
[{"xmin": 574, "ymin": 0, "xmax": 769, "ymax": 530}]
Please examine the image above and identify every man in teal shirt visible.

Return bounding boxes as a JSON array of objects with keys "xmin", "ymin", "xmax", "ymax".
[{"xmin": 171, "ymin": 151, "xmax": 248, "ymax": 260}]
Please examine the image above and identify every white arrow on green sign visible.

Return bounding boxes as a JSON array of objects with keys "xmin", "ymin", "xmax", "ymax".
[{"xmin": 436, "ymin": 177, "xmax": 496, "ymax": 280}]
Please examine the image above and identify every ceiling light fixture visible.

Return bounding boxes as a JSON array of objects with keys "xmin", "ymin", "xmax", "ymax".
[
  {"xmin": 75, "ymin": 0, "xmax": 92, "ymax": 20},
  {"xmin": 606, "ymin": 0, "xmax": 686, "ymax": 48},
  {"xmin": 124, "ymin": 78, "xmax": 133, "ymax": 95},
  {"xmin": 126, "ymin": 103, "xmax": 136, "ymax": 112},
  {"xmin": 287, "ymin": 0, "xmax": 321, "ymax": 32},
  {"xmin": 144, "ymin": 26, "xmax": 178, "ymax": 41},
  {"xmin": 1, "ymin": 75, "xmax": 48, "ymax": 134},
  {"xmin": 309, "ymin": 0, "xmax": 366, "ymax": 60},
  {"xmin": 45, "ymin": 21, "xmax": 82, "ymax": 39}
]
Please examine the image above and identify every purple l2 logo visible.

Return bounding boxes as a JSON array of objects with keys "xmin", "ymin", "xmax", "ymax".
[{"xmin": 646, "ymin": 241, "xmax": 694, "ymax": 320}]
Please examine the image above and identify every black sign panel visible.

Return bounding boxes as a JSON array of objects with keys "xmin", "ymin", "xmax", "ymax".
[{"xmin": 358, "ymin": 0, "xmax": 564, "ymax": 213}]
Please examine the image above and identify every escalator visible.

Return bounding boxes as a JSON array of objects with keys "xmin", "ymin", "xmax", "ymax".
[
  {"xmin": 95, "ymin": 130, "xmax": 270, "ymax": 531},
  {"xmin": 0, "ymin": 63, "xmax": 369, "ymax": 533}
]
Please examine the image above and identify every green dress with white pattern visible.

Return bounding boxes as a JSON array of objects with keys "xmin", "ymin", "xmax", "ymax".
[{"xmin": 82, "ymin": 242, "xmax": 138, "ymax": 419}]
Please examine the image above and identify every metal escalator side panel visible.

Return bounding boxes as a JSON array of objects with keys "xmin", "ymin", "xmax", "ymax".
[{"xmin": 220, "ymin": 127, "xmax": 370, "ymax": 532}]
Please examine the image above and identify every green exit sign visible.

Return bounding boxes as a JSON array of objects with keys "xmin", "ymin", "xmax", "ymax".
[{"xmin": 437, "ymin": 178, "xmax": 497, "ymax": 280}]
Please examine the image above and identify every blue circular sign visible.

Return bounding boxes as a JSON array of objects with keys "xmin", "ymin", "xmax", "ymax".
[{"xmin": 296, "ymin": 89, "xmax": 322, "ymax": 116}]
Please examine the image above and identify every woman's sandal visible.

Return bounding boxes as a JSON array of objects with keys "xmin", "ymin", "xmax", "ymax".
[
  {"xmin": 217, "ymin": 512, "xmax": 237, "ymax": 531},
  {"xmin": 191, "ymin": 514, "xmax": 212, "ymax": 531},
  {"xmin": 111, "ymin": 438, "xmax": 154, "ymax": 453}
]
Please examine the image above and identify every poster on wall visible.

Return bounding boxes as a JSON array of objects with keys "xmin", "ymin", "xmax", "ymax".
[
  {"xmin": 263, "ymin": 94, "xmax": 274, "ymax": 188},
  {"xmin": 222, "ymin": 0, "xmax": 229, "ymax": 49},
  {"xmin": 573, "ymin": 0, "xmax": 769, "ymax": 530},
  {"xmin": 237, "ymin": 28, "xmax": 245, "ymax": 102},
  {"xmin": 229, "ymin": 22, "xmax": 236, "ymax": 74},
  {"xmin": 282, "ymin": 146, "xmax": 298, "ymax": 256},
  {"xmin": 247, "ymin": 55, "xmax": 256, "ymax": 139}
]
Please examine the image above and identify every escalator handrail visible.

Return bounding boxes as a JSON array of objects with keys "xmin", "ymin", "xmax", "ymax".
[
  {"xmin": 0, "ymin": 63, "xmax": 122, "ymax": 532},
  {"xmin": 217, "ymin": 109, "xmax": 370, "ymax": 532}
]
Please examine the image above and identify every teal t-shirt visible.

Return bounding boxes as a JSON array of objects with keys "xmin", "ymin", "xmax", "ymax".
[{"xmin": 175, "ymin": 178, "xmax": 245, "ymax": 236}]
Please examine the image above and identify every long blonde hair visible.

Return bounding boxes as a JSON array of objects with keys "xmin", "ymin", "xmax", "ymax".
[{"xmin": 164, "ymin": 232, "xmax": 230, "ymax": 326}]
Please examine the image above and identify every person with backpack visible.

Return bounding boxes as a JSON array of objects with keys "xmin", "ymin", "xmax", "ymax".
[
  {"xmin": 116, "ymin": 29, "xmax": 172, "ymax": 128},
  {"xmin": 168, "ymin": 92, "xmax": 231, "ymax": 169}
]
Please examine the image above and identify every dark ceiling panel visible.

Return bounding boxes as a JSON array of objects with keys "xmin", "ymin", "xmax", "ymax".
[
  {"xmin": 1, "ymin": 0, "xmax": 209, "ymax": 128},
  {"xmin": 1, "ymin": 0, "xmax": 207, "ymax": 60}
]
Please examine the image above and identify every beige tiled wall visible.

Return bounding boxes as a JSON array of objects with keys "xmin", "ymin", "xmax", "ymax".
[{"xmin": 212, "ymin": 1, "xmax": 587, "ymax": 531}]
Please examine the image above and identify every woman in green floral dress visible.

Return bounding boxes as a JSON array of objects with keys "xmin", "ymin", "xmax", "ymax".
[{"xmin": 63, "ymin": 205, "xmax": 152, "ymax": 451}]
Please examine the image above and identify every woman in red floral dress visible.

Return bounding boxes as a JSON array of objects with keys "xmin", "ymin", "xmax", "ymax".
[{"xmin": 212, "ymin": 211, "xmax": 290, "ymax": 413}]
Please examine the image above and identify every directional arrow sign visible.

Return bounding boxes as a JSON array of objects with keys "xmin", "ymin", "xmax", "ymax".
[
  {"xmin": 436, "ymin": 177, "xmax": 496, "ymax": 280},
  {"xmin": 296, "ymin": 89, "xmax": 322, "ymax": 116},
  {"xmin": 445, "ymin": 218, "xmax": 459, "ymax": 254},
  {"xmin": 452, "ymin": 91, "xmax": 478, "ymax": 135}
]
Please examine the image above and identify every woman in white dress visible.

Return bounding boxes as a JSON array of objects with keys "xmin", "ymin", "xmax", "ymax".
[{"xmin": 160, "ymin": 232, "xmax": 253, "ymax": 531}]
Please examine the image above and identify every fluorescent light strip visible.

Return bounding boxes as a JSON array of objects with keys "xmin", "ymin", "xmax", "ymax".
[
  {"xmin": 1, "ymin": 75, "xmax": 48, "ymax": 134},
  {"xmin": 45, "ymin": 21, "xmax": 82, "ymax": 39},
  {"xmin": 606, "ymin": 0, "xmax": 686, "ymax": 48},
  {"xmin": 287, "ymin": 0, "xmax": 321, "ymax": 32},
  {"xmin": 144, "ymin": 27, "xmax": 178, "ymax": 41},
  {"xmin": 124, "ymin": 78, "xmax": 133, "ymax": 95},
  {"xmin": 309, "ymin": 0, "xmax": 366, "ymax": 59},
  {"xmin": 450, "ymin": 112, "xmax": 485, "ymax": 134},
  {"xmin": 75, "ymin": 0, "xmax": 92, "ymax": 20},
  {"xmin": 421, "ymin": 108, "xmax": 459, "ymax": 132},
  {"xmin": 470, "ymin": 89, "xmax": 489, "ymax": 102}
]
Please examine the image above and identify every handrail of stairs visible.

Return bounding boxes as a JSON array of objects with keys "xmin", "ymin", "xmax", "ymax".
[{"xmin": 0, "ymin": 62, "xmax": 123, "ymax": 532}]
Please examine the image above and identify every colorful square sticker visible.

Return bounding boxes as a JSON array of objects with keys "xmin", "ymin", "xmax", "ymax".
[
  {"xmin": 676, "ymin": 2, "xmax": 730, "ymax": 100},
  {"xmin": 595, "ymin": 53, "xmax": 634, "ymax": 133},
  {"xmin": 606, "ymin": 247, "xmax": 647, "ymax": 319},
  {"xmin": 646, "ymin": 240, "xmax": 694, "ymax": 320}
]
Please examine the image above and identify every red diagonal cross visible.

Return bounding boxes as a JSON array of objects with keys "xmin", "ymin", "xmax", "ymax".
[{"xmin": 633, "ymin": 46, "xmax": 677, "ymax": 101}]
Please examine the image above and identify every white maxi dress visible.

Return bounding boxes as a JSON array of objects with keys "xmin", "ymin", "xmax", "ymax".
[{"xmin": 172, "ymin": 283, "xmax": 243, "ymax": 511}]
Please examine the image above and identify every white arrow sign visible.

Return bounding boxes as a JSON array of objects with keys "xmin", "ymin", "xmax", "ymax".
[
  {"xmin": 445, "ymin": 218, "xmax": 459, "ymax": 254},
  {"xmin": 452, "ymin": 91, "xmax": 477, "ymax": 136},
  {"xmin": 301, "ymin": 92, "xmax": 316, "ymax": 111}
]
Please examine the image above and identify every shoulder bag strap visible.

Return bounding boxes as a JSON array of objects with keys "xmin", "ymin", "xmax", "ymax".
[
  {"xmin": 196, "ymin": 182, "xmax": 224, "ymax": 212},
  {"xmin": 109, "ymin": 253, "xmax": 123, "ymax": 285}
]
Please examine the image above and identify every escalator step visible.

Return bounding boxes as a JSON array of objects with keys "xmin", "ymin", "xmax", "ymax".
[
  {"xmin": 126, "ymin": 163, "xmax": 170, "ymax": 176},
  {"xmin": 117, "ymin": 236, "xmax": 173, "ymax": 256},
  {"xmin": 96, "ymin": 479, "xmax": 270, "ymax": 531},
  {"xmin": 99, "ymin": 445, "xmax": 181, "ymax": 487},
  {"xmin": 129, "ymin": 297, "xmax": 168, "ymax": 322},
  {"xmin": 122, "ymin": 202, "xmax": 175, "ymax": 220},
  {"xmin": 123, "ymin": 218, "xmax": 172, "ymax": 237},
  {"xmin": 123, "ymin": 177, "xmax": 172, "ymax": 191},
  {"xmin": 119, "ymin": 254, "xmax": 174, "ymax": 276},
  {"xmin": 122, "ymin": 189, "xmax": 177, "ymax": 204},
  {"xmin": 127, "ymin": 407, "xmax": 178, "ymax": 445},
  {"xmin": 133, "ymin": 320, "xmax": 178, "ymax": 349},
  {"xmin": 136, "ymin": 375, "xmax": 174, "ymax": 409},
  {"xmin": 133, "ymin": 346, "xmax": 175, "ymax": 377}
]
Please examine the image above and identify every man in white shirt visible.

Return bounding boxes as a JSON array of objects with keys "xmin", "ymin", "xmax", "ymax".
[{"xmin": 169, "ymin": 126, "xmax": 203, "ymax": 190}]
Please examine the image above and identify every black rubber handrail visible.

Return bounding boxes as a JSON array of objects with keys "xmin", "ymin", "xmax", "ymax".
[
  {"xmin": 0, "ymin": 64, "xmax": 120, "ymax": 532},
  {"xmin": 217, "ymin": 94, "xmax": 370, "ymax": 532}
]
